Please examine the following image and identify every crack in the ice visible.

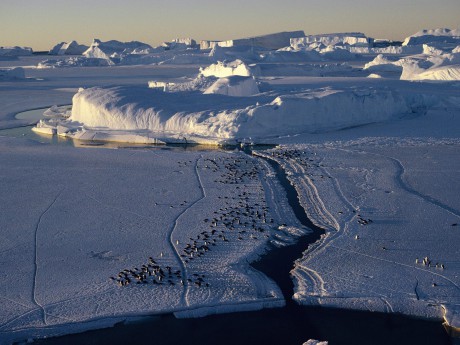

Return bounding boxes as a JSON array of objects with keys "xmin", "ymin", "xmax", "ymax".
[
  {"xmin": 389, "ymin": 155, "xmax": 460, "ymax": 218},
  {"xmin": 32, "ymin": 189, "xmax": 63, "ymax": 326},
  {"xmin": 344, "ymin": 148, "xmax": 460, "ymax": 219},
  {"xmin": 415, "ymin": 279, "xmax": 420, "ymax": 300},
  {"xmin": 168, "ymin": 155, "xmax": 206, "ymax": 307}
]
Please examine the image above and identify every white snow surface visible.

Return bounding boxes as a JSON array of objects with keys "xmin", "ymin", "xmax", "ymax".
[
  {"xmin": 199, "ymin": 59, "xmax": 257, "ymax": 78},
  {"xmin": 0, "ymin": 137, "xmax": 305, "ymax": 343},
  {"xmin": 59, "ymin": 85, "xmax": 417, "ymax": 145},
  {"xmin": 268, "ymin": 139, "xmax": 460, "ymax": 323},
  {"xmin": 2, "ymin": 29, "xmax": 460, "ymax": 342},
  {"xmin": 203, "ymin": 76, "xmax": 260, "ymax": 97}
]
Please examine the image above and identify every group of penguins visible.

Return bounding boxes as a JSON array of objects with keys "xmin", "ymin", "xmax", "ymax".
[{"xmin": 111, "ymin": 154, "xmax": 275, "ymax": 289}]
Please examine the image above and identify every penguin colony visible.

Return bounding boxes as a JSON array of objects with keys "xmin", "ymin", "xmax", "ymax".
[{"xmin": 111, "ymin": 154, "xmax": 276, "ymax": 289}]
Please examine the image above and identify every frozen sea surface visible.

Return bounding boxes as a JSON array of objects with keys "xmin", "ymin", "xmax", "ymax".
[{"xmin": 1, "ymin": 43, "xmax": 460, "ymax": 343}]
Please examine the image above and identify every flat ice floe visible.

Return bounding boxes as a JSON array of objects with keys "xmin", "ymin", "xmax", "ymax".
[
  {"xmin": 0, "ymin": 136, "xmax": 310, "ymax": 343},
  {"xmin": 259, "ymin": 136, "xmax": 460, "ymax": 327}
]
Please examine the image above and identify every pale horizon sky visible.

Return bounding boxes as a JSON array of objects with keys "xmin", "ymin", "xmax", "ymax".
[{"xmin": 1, "ymin": 0, "xmax": 459, "ymax": 51}]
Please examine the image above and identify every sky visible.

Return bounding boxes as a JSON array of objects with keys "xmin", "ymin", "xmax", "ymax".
[{"xmin": 1, "ymin": 0, "xmax": 459, "ymax": 51}]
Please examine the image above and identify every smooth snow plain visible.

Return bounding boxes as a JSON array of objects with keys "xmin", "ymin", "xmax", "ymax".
[{"xmin": 1, "ymin": 28, "xmax": 460, "ymax": 343}]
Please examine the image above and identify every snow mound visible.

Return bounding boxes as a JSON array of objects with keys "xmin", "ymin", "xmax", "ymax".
[
  {"xmin": 0, "ymin": 46, "xmax": 33, "ymax": 56},
  {"xmin": 0, "ymin": 67, "xmax": 25, "ymax": 80},
  {"xmin": 49, "ymin": 41, "xmax": 89, "ymax": 55},
  {"xmin": 199, "ymin": 59, "xmax": 258, "ymax": 78},
  {"xmin": 203, "ymin": 76, "xmax": 260, "ymax": 97}
]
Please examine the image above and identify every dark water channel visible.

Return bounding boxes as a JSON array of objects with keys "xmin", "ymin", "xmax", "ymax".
[{"xmin": 32, "ymin": 152, "xmax": 451, "ymax": 345}]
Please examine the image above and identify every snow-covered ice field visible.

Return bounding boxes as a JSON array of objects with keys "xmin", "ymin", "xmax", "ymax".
[{"xmin": 1, "ymin": 28, "xmax": 460, "ymax": 343}]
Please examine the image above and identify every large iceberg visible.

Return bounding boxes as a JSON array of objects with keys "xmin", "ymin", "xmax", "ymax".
[
  {"xmin": 403, "ymin": 28, "xmax": 460, "ymax": 47},
  {"xmin": 49, "ymin": 40, "xmax": 89, "ymax": 55},
  {"xmin": 37, "ymin": 85, "xmax": 416, "ymax": 145},
  {"xmin": 291, "ymin": 32, "xmax": 372, "ymax": 49},
  {"xmin": 200, "ymin": 30, "xmax": 305, "ymax": 50},
  {"xmin": 83, "ymin": 39, "xmax": 153, "ymax": 60}
]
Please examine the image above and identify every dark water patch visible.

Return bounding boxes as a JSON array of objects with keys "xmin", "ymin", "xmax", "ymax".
[
  {"xmin": 33, "ymin": 306, "xmax": 450, "ymax": 345},
  {"xmin": 251, "ymin": 154, "xmax": 325, "ymax": 300}
]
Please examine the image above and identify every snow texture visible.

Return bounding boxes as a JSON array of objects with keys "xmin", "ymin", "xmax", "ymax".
[{"xmin": 1, "ymin": 27, "xmax": 460, "ymax": 343}]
